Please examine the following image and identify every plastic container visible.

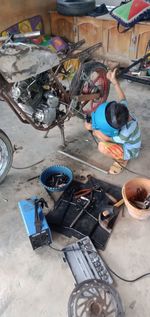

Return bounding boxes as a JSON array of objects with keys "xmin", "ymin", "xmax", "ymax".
[
  {"xmin": 40, "ymin": 165, "xmax": 73, "ymax": 192},
  {"xmin": 122, "ymin": 178, "xmax": 150, "ymax": 220}
]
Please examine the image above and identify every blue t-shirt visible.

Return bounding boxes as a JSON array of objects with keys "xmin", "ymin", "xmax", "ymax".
[{"xmin": 92, "ymin": 99, "xmax": 141, "ymax": 160}]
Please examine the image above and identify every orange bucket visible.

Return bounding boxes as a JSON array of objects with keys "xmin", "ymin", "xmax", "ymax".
[{"xmin": 122, "ymin": 178, "xmax": 150, "ymax": 220}]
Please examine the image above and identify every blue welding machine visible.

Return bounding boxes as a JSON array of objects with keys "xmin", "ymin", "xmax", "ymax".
[{"xmin": 18, "ymin": 197, "xmax": 52, "ymax": 250}]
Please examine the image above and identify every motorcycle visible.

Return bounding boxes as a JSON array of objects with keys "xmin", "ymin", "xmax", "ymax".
[{"xmin": 0, "ymin": 31, "xmax": 110, "ymax": 183}]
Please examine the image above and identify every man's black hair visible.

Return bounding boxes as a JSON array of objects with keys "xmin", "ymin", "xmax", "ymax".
[{"xmin": 105, "ymin": 101, "xmax": 129, "ymax": 129}]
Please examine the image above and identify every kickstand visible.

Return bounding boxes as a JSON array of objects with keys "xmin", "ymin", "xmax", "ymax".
[
  {"xmin": 44, "ymin": 129, "xmax": 50, "ymax": 138},
  {"xmin": 58, "ymin": 123, "xmax": 66, "ymax": 147}
]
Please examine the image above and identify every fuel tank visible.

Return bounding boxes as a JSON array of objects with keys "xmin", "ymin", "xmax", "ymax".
[{"xmin": 0, "ymin": 43, "xmax": 60, "ymax": 83}]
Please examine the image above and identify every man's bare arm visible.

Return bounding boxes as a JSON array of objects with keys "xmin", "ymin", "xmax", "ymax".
[
  {"xmin": 107, "ymin": 69, "xmax": 126, "ymax": 101},
  {"xmin": 113, "ymin": 81, "xmax": 126, "ymax": 101}
]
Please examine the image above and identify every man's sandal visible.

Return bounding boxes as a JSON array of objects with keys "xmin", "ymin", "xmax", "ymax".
[{"xmin": 109, "ymin": 160, "xmax": 128, "ymax": 175}]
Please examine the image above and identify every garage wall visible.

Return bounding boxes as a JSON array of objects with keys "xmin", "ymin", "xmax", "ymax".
[{"xmin": 0, "ymin": 0, "xmax": 57, "ymax": 34}]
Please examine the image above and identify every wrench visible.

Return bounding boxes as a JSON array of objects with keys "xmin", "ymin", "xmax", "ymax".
[{"xmin": 70, "ymin": 196, "xmax": 90, "ymax": 228}]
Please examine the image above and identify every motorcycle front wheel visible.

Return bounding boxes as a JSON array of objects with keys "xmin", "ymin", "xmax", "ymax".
[{"xmin": 0, "ymin": 130, "xmax": 13, "ymax": 184}]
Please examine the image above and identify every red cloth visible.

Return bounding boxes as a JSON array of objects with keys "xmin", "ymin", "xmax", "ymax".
[{"xmin": 129, "ymin": 0, "xmax": 150, "ymax": 19}]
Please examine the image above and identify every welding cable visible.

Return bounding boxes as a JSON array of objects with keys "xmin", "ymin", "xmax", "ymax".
[
  {"xmin": 48, "ymin": 244, "xmax": 150, "ymax": 283},
  {"xmin": 105, "ymin": 265, "xmax": 150, "ymax": 283},
  {"xmin": 12, "ymin": 159, "xmax": 44, "ymax": 170},
  {"xmin": 115, "ymin": 160, "xmax": 150, "ymax": 178}
]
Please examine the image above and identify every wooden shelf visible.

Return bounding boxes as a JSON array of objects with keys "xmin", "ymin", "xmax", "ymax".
[{"xmin": 49, "ymin": 11, "xmax": 150, "ymax": 64}]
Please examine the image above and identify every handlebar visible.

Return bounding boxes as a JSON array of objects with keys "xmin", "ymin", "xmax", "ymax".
[{"xmin": 0, "ymin": 31, "xmax": 41, "ymax": 42}]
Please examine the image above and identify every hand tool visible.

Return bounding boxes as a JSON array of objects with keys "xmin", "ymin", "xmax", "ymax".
[
  {"xmin": 99, "ymin": 198, "xmax": 124, "ymax": 232},
  {"xmin": 86, "ymin": 174, "xmax": 117, "ymax": 203},
  {"xmin": 113, "ymin": 198, "xmax": 124, "ymax": 208},
  {"xmin": 74, "ymin": 186, "xmax": 103, "ymax": 199},
  {"xmin": 70, "ymin": 196, "xmax": 90, "ymax": 228},
  {"xmin": 74, "ymin": 188, "xmax": 93, "ymax": 199},
  {"xmin": 104, "ymin": 192, "xmax": 117, "ymax": 204},
  {"xmin": 75, "ymin": 186, "xmax": 117, "ymax": 203}
]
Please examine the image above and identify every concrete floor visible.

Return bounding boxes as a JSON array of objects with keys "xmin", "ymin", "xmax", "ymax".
[{"xmin": 0, "ymin": 80, "xmax": 150, "ymax": 317}]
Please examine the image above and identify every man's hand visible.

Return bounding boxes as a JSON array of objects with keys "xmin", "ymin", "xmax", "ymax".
[
  {"xmin": 106, "ymin": 68, "xmax": 118, "ymax": 85},
  {"xmin": 93, "ymin": 130, "xmax": 112, "ymax": 142}
]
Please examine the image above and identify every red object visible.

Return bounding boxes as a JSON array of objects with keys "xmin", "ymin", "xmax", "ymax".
[
  {"xmin": 82, "ymin": 69, "xmax": 109, "ymax": 114},
  {"xmin": 32, "ymin": 36, "xmax": 43, "ymax": 45},
  {"xmin": 128, "ymin": 0, "xmax": 150, "ymax": 20}
]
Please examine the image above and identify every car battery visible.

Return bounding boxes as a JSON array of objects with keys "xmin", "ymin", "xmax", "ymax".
[{"xmin": 18, "ymin": 196, "xmax": 52, "ymax": 250}]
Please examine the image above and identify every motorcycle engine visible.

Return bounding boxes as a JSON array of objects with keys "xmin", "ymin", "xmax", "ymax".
[{"xmin": 11, "ymin": 73, "xmax": 59, "ymax": 126}]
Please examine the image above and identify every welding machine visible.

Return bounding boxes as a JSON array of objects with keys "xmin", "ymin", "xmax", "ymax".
[{"xmin": 18, "ymin": 197, "xmax": 52, "ymax": 250}]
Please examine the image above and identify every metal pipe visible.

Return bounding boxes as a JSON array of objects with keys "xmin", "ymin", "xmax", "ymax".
[
  {"xmin": 118, "ymin": 52, "xmax": 150, "ymax": 77},
  {"xmin": 0, "ymin": 31, "xmax": 41, "ymax": 42},
  {"xmin": 120, "ymin": 74, "xmax": 150, "ymax": 85},
  {"xmin": 58, "ymin": 150, "xmax": 108, "ymax": 174}
]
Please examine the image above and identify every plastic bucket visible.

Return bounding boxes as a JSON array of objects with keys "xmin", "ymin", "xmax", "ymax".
[
  {"xmin": 122, "ymin": 178, "xmax": 150, "ymax": 220},
  {"xmin": 40, "ymin": 165, "xmax": 73, "ymax": 192}
]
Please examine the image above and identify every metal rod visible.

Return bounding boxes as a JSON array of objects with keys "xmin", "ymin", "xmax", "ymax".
[
  {"xmin": 70, "ymin": 197, "xmax": 90, "ymax": 228},
  {"xmin": 121, "ymin": 74, "xmax": 150, "ymax": 85},
  {"xmin": 58, "ymin": 150, "xmax": 108, "ymax": 174},
  {"xmin": 118, "ymin": 52, "xmax": 150, "ymax": 77}
]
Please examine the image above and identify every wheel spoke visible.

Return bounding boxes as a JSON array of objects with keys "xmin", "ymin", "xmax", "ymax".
[
  {"xmin": 106, "ymin": 309, "xmax": 116, "ymax": 316},
  {"xmin": 68, "ymin": 280, "xmax": 123, "ymax": 317},
  {"xmin": 77, "ymin": 299, "xmax": 90, "ymax": 309}
]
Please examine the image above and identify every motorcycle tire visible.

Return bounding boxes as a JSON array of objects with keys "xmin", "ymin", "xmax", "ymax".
[
  {"xmin": 0, "ymin": 130, "xmax": 13, "ymax": 184},
  {"xmin": 57, "ymin": 0, "xmax": 96, "ymax": 16},
  {"xmin": 70, "ymin": 61, "xmax": 110, "ymax": 114}
]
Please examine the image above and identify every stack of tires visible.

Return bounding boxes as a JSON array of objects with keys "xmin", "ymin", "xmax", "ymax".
[{"xmin": 57, "ymin": 0, "xmax": 96, "ymax": 16}]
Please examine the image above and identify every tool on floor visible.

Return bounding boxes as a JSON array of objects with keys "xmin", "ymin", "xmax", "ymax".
[
  {"xmin": 74, "ymin": 184, "xmax": 103, "ymax": 198},
  {"xmin": 46, "ymin": 176, "xmax": 123, "ymax": 250},
  {"xmin": 63, "ymin": 236, "xmax": 114, "ymax": 285},
  {"xmin": 129, "ymin": 187, "xmax": 150, "ymax": 210},
  {"xmin": 105, "ymin": 192, "xmax": 118, "ymax": 204},
  {"xmin": 99, "ymin": 207, "xmax": 114, "ymax": 233},
  {"xmin": 99, "ymin": 198, "xmax": 124, "ymax": 233},
  {"xmin": 70, "ymin": 196, "xmax": 90, "ymax": 228},
  {"xmin": 130, "ymin": 195, "xmax": 150, "ymax": 210},
  {"xmin": 58, "ymin": 150, "xmax": 108, "ymax": 174},
  {"xmin": 74, "ymin": 185, "xmax": 116, "ymax": 203},
  {"xmin": 18, "ymin": 196, "xmax": 52, "ymax": 250},
  {"xmin": 45, "ymin": 173, "xmax": 69, "ymax": 188},
  {"xmin": 114, "ymin": 198, "xmax": 124, "ymax": 208}
]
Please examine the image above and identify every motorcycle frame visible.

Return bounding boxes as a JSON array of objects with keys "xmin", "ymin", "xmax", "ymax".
[{"xmin": 0, "ymin": 41, "xmax": 102, "ymax": 146}]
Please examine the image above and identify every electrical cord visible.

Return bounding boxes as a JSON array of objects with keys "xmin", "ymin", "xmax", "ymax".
[
  {"xmin": 116, "ymin": 160, "xmax": 150, "ymax": 178},
  {"xmin": 106, "ymin": 265, "xmax": 150, "ymax": 283},
  {"xmin": 48, "ymin": 244, "xmax": 150, "ymax": 283},
  {"xmin": 12, "ymin": 159, "xmax": 44, "ymax": 170}
]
